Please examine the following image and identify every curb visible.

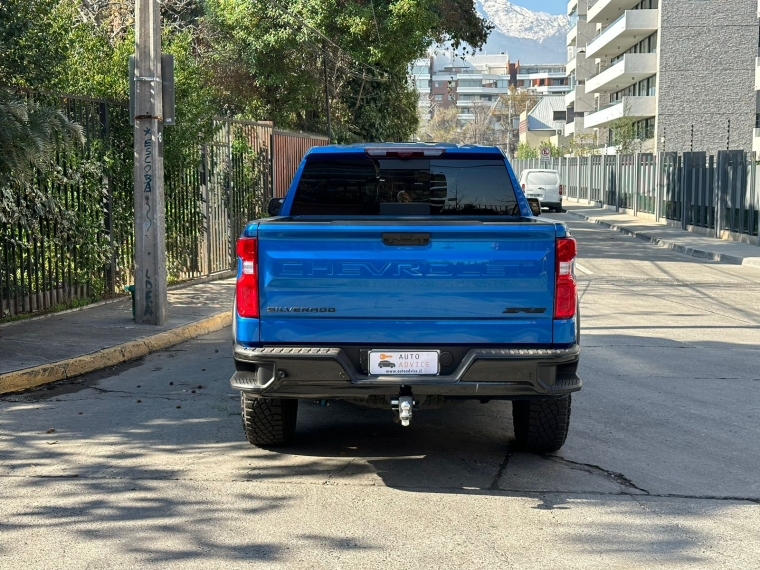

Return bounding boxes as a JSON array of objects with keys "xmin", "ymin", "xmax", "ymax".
[
  {"xmin": 0, "ymin": 311, "xmax": 231, "ymax": 395},
  {"xmin": 565, "ymin": 210, "xmax": 760, "ymax": 266}
]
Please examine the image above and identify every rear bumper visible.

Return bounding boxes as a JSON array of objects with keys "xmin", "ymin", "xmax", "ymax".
[{"xmin": 230, "ymin": 344, "xmax": 581, "ymax": 399}]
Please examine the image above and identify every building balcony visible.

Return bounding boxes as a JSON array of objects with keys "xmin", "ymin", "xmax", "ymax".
[
  {"xmin": 532, "ymin": 85, "xmax": 571, "ymax": 95},
  {"xmin": 567, "ymin": 24, "xmax": 578, "ymax": 47},
  {"xmin": 566, "ymin": 88, "xmax": 577, "ymax": 107},
  {"xmin": 516, "ymin": 71, "xmax": 567, "ymax": 81},
  {"xmin": 568, "ymin": 0, "xmax": 578, "ymax": 17},
  {"xmin": 585, "ymin": 53, "xmax": 657, "ymax": 95},
  {"xmin": 588, "ymin": 0, "xmax": 641, "ymax": 25},
  {"xmin": 584, "ymin": 96, "xmax": 656, "ymax": 128},
  {"xmin": 565, "ymin": 84, "xmax": 587, "ymax": 107},
  {"xmin": 456, "ymin": 99, "xmax": 498, "ymax": 106},
  {"xmin": 586, "ymin": 10, "xmax": 659, "ymax": 60},
  {"xmin": 457, "ymin": 86, "xmax": 508, "ymax": 95},
  {"xmin": 566, "ymin": 55, "xmax": 577, "ymax": 76}
]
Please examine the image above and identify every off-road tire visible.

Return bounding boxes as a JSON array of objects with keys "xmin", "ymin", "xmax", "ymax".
[
  {"xmin": 241, "ymin": 393, "xmax": 298, "ymax": 446},
  {"xmin": 512, "ymin": 395, "xmax": 571, "ymax": 453}
]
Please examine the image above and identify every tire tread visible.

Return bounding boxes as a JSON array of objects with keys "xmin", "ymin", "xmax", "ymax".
[
  {"xmin": 241, "ymin": 394, "xmax": 298, "ymax": 446},
  {"xmin": 512, "ymin": 395, "xmax": 571, "ymax": 453}
]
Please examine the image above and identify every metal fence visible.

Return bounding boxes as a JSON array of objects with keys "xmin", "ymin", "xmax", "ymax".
[
  {"xmin": 512, "ymin": 151, "xmax": 760, "ymax": 243},
  {"xmin": 1, "ymin": 93, "xmax": 328, "ymax": 319}
]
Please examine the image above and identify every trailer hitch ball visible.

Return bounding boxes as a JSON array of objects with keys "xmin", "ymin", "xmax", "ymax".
[{"xmin": 392, "ymin": 396, "xmax": 414, "ymax": 427}]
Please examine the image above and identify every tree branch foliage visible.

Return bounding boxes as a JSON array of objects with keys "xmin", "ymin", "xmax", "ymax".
[{"xmin": 2, "ymin": 0, "xmax": 491, "ymax": 240}]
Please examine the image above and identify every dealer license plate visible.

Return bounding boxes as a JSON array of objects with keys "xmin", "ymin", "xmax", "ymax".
[{"xmin": 369, "ymin": 351, "xmax": 439, "ymax": 376}]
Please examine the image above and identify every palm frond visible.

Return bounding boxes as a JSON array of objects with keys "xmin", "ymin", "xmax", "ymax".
[{"xmin": 0, "ymin": 88, "xmax": 84, "ymax": 186}]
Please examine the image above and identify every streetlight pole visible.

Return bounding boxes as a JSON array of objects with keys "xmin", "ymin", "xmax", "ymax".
[{"xmin": 133, "ymin": 0, "xmax": 167, "ymax": 324}]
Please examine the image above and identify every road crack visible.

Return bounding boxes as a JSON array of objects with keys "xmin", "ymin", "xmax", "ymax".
[
  {"xmin": 489, "ymin": 446, "xmax": 512, "ymax": 490},
  {"xmin": 324, "ymin": 457, "xmax": 356, "ymax": 484},
  {"xmin": 542, "ymin": 455, "xmax": 649, "ymax": 494},
  {"xmin": 1, "ymin": 472, "xmax": 758, "ymax": 503}
]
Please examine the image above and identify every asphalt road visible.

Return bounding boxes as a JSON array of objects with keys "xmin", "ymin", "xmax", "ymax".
[{"xmin": 1, "ymin": 214, "xmax": 759, "ymax": 569}]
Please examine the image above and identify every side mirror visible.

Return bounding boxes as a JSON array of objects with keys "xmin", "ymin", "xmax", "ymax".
[
  {"xmin": 268, "ymin": 198, "xmax": 284, "ymax": 217},
  {"xmin": 527, "ymin": 198, "xmax": 541, "ymax": 216}
]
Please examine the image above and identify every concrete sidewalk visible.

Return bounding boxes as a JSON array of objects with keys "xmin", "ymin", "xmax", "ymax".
[
  {"xmin": 563, "ymin": 202, "xmax": 760, "ymax": 266},
  {"xmin": 0, "ymin": 278, "xmax": 235, "ymax": 394}
]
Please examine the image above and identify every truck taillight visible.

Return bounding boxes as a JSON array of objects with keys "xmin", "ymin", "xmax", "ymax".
[
  {"xmin": 554, "ymin": 237, "xmax": 577, "ymax": 319},
  {"xmin": 559, "ymin": 184, "xmax": 564, "ymax": 195},
  {"xmin": 236, "ymin": 237, "xmax": 259, "ymax": 318}
]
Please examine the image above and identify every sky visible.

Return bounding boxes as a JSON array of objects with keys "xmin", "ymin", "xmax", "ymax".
[{"xmin": 510, "ymin": 0, "xmax": 568, "ymax": 15}]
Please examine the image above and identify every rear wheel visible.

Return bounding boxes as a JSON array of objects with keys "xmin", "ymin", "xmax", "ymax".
[
  {"xmin": 241, "ymin": 393, "xmax": 298, "ymax": 446},
  {"xmin": 512, "ymin": 395, "xmax": 571, "ymax": 453}
]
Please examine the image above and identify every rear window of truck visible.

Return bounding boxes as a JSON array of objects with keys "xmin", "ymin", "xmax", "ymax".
[{"xmin": 290, "ymin": 155, "xmax": 520, "ymax": 216}]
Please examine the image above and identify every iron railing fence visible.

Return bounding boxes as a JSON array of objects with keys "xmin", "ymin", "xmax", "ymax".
[
  {"xmin": 511, "ymin": 151, "xmax": 760, "ymax": 243},
  {"xmin": 1, "ymin": 93, "xmax": 327, "ymax": 319}
]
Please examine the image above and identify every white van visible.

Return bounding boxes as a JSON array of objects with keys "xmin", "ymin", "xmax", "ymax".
[{"xmin": 519, "ymin": 169, "xmax": 564, "ymax": 212}]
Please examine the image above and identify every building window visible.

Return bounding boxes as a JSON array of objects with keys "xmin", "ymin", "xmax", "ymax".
[
  {"xmin": 434, "ymin": 94, "xmax": 443, "ymax": 101},
  {"xmin": 635, "ymin": 118, "xmax": 655, "ymax": 140},
  {"xmin": 434, "ymin": 81, "xmax": 441, "ymax": 87},
  {"xmin": 553, "ymin": 111, "xmax": 567, "ymax": 121}
]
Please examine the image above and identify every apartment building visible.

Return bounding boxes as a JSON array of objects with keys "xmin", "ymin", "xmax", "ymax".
[
  {"xmin": 565, "ymin": 0, "xmax": 599, "ymax": 142},
  {"xmin": 412, "ymin": 53, "xmax": 509, "ymax": 121},
  {"xmin": 567, "ymin": 0, "xmax": 759, "ymax": 153},
  {"xmin": 515, "ymin": 64, "xmax": 571, "ymax": 96},
  {"xmin": 411, "ymin": 53, "xmax": 568, "ymax": 122}
]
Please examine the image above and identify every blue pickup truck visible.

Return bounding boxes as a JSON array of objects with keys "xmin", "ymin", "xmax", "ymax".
[{"xmin": 230, "ymin": 143, "xmax": 581, "ymax": 452}]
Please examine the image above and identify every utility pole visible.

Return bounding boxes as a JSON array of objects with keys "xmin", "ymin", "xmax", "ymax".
[
  {"xmin": 323, "ymin": 42, "xmax": 332, "ymax": 143},
  {"xmin": 133, "ymin": 0, "xmax": 167, "ymax": 325}
]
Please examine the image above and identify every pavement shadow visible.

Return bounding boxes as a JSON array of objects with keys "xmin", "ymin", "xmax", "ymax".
[{"xmin": 1, "ymin": 329, "xmax": 759, "ymax": 565}]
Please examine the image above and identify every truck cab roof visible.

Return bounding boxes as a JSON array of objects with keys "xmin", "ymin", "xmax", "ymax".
[{"xmin": 306, "ymin": 143, "xmax": 506, "ymax": 157}]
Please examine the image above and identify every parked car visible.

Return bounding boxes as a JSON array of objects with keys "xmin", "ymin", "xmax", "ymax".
[
  {"xmin": 519, "ymin": 169, "xmax": 564, "ymax": 212},
  {"xmin": 231, "ymin": 144, "xmax": 581, "ymax": 452}
]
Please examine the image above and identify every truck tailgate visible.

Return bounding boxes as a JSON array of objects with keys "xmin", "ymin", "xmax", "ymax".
[{"xmin": 257, "ymin": 221, "xmax": 556, "ymax": 345}]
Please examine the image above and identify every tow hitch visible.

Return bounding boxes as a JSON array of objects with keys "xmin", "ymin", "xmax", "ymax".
[{"xmin": 392, "ymin": 390, "xmax": 415, "ymax": 427}]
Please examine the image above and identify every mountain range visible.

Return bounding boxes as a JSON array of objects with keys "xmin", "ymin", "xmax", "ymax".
[{"xmin": 475, "ymin": 1, "xmax": 570, "ymax": 64}]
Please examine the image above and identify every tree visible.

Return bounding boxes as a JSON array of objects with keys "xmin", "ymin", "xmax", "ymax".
[
  {"xmin": 0, "ymin": 93, "xmax": 83, "ymax": 188},
  {"xmin": 494, "ymin": 87, "xmax": 539, "ymax": 157},
  {"xmin": 498, "ymin": 87, "xmax": 539, "ymax": 118},
  {"xmin": 609, "ymin": 103, "xmax": 638, "ymax": 154},
  {"xmin": 460, "ymin": 101, "xmax": 502, "ymax": 146},
  {"xmin": 204, "ymin": 0, "xmax": 492, "ymax": 142},
  {"xmin": 516, "ymin": 142, "xmax": 537, "ymax": 159},
  {"xmin": 0, "ymin": 1, "xmax": 85, "ymax": 236},
  {"xmin": 568, "ymin": 131, "xmax": 597, "ymax": 156},
  {"xmin": 538, "ymin": 140, "xmax": 564, "ymax": 158},
  {"xmin": 419, "ymin": 106, "xmax": 460, "ymax": 143},
  {"xmin": 0, "ymin": 0, "xmax": 73, "ymax": 91}
]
